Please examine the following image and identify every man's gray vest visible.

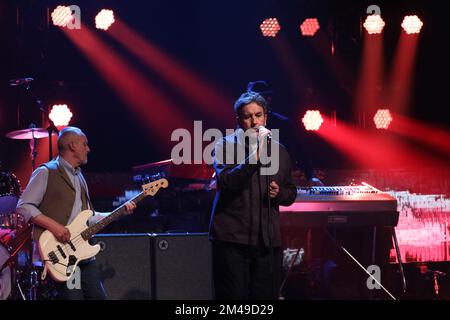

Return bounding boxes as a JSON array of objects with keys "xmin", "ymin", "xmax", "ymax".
[{"xmin": 32, "ymin": 160, "xmax": 91, "ymax": 241}]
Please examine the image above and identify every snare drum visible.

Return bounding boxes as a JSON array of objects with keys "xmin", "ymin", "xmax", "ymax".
[{"xmin": 0, "ymin": 172, "xmax": 22, "ymax": 228}]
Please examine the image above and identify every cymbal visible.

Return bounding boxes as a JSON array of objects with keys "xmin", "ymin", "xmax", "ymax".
[{"xmin": 6, "ymin": 128, "xmax": 55, "ymax": 140}]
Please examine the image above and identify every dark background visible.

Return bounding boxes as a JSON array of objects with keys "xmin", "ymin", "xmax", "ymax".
[{"xmin": 0, "ymin": 0, "xmax": 449, "ymax": 178}]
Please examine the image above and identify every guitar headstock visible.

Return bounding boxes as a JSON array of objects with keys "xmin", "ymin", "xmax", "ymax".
[{"xmin": 142, "ymin": 178, "xmax": 169, "ymax": 196}]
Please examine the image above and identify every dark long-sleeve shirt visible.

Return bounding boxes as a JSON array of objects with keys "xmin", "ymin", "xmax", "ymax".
[{"xmin": 209, "ymin": 130, "xmax": 297, "ymax": 247}]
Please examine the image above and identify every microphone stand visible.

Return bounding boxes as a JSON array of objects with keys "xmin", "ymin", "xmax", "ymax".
[
  {"xmin": 259, "ymin": 130, "xmax": 275, "ymax": 298},
  {"xmin": 28, "ymin": 123, "xmax": 38, "ymax": 171},
  {"xmin": 46, "ymin": 117, "xmax": 59, "ymax": 161},
  {"xmin": 24, "ymin": 81, "xmax": 59, "ymax": 161},
  {"xmin": 266, "ymin": 134, "xmax": 277, "ymax": 299}
]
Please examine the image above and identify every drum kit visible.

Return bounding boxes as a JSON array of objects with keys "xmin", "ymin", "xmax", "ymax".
[
  {"xmin": 0, "ymin": 77, "xmax": 62, "ymax": 299},
  {"xmin": 0, "ymin": 127, "xmax": 58, "ymax": 300}
]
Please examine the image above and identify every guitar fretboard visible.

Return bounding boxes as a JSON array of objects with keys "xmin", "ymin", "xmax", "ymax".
[{"xmin": 81, "ymin": 191, "xmax": 147, "ymax": 240}]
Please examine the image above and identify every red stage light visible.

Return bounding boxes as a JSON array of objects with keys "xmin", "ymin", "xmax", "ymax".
[
  {"xmin": 401, "ymin": 15, "xmax": 423, "ymax": 34},
  {"xmin": 49, "ymin": 104, "xmax": 73, "ymax": 127},
  {"xmin": 373, "ymin": 109, "xmax": 393, "ymax": 129},
  {"xmin": 300, "ymin": 18, "xmax": 320, "ymax": 36},
  {"xmin": 301, "ymin": 110, "xmax": 323, "ymax": 131},
  {"xmin": 95, "ymin": 9, "xmax": 115, "ymax": 30},
  {"xmin": 260, "ymin": 18, "xmax": 281, "ymax": 37},
  {"xmin": 363, "ymin": 15, "xmax": 385, "ymax": 34},
  {"xmin": 51, "ymin": 6, "xmax": 72, "ymax": 27}
]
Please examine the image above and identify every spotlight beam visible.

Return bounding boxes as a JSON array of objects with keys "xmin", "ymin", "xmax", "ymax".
[
  {"xmin": 316, "ymin": 116, "xmax": 443, "ymax": 168},
  {"xmin": 108, "ymin": 19, "xmax": 234, "ymax": 127},
  {"xmin": 61, "ymin": 23, "xmax": 192, "ymax": 152},
  {"xmin": 386, "ymin": 32, "xmax": 420, "ymax": 115},
  {"xmin": 390, "ymin": 113, "xmax": 450, "ymax": 157}
]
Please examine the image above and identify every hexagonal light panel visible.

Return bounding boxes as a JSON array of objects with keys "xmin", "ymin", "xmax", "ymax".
[
  {"xmin": 363, "ymin": 15, "xmax": 385, "ymax": 34},
  {"xmin": 260, "ymin": 18, "xmax": 281, "ymax": 37},
  {"xmin": 49, "ymin": 104, "xmax": 73, "ymax": 127},
  {"xmin": 373, "ymin": 109, "xmax": 393, "ymax": 129},
  {"xmin": 95, "ymin": 9, "xmax": 115, "ymax": 30},
  {"xmin": 302, "ymin": 110, "xmax": 324, "ymax": 131},
  {"xmin": 51, "ymin": 6, "xmax": 73, "ymax": 27},
  {"xmin": 401, "ymin": 15, "xmax": 423, "ymax": 34},
  {"xmin": 300, "ymin": 18, "xmax": 320, "ymax": 36}
]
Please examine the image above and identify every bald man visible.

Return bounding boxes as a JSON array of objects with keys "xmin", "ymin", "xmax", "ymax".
[{"xmin": 16, "ymin": 126, "xmax": 135, "ymax": 299}]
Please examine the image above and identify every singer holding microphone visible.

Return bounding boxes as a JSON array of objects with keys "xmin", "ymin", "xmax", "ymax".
[{"xmin": 209, "ymin": 91, "xmax": 297, "ymax": 300}]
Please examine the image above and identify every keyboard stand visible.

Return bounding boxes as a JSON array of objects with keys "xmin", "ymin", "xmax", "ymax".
[
  {"xmin": 323, "ymin": 228, "xmax": 403, "ymax": 300},
  {"xmin": 370, "ymin": 226, "xmax": 406, "ymax": 294},
  {"xmin": 391, "ymin": 227, "xmax": 406, "ymax": 293}
]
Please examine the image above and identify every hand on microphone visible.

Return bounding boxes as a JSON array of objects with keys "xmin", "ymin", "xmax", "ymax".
[
  {"xmin": 256, "ymin": 126, "xmax": 271, "ymax": 139},
  {"xmin": 254, "ymin": 126, "xmax": 271, "ymax": 162}
]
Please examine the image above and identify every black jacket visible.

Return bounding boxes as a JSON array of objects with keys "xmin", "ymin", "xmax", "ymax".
[{"xmin": 209, "ymin": 130, "xmax": 297, "ymax": 247}]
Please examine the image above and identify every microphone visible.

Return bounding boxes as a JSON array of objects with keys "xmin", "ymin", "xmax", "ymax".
[
  {"xmin": 9, "ymin": 77, "xmax": 34, "ymax": 86},
  {"xmin": 255, "ymin": 125, "xmax": 271, "ymax": 141}
]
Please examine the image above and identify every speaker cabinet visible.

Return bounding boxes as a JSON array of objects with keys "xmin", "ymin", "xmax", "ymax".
[
  {"xmin": 152, "ymin": 233, "xmax": 213, "ymax": 300},
  {"xmin": 92, "ymin": 233, "xmax": 152, "ymax": 300},
  {"xmin": 92, "ymin": 233, "xmax": 213, "ymax": 300}
]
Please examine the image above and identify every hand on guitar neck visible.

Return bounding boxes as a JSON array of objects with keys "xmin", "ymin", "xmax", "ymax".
[
  {"xmin": 88, "ymin": 200, "xmax": 136, "ymax": 226},
  {"xmin": 123, "ymin": 200, "xmax": 137, "ymax": 215},
  {"xmin": 32, "ymin": 201, "xmax": 137, "ymax": 243}
]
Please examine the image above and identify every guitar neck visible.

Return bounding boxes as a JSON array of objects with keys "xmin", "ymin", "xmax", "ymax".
[{"xmin": 81, "ymin": 191, "xmax": 146, "ymax": 240}]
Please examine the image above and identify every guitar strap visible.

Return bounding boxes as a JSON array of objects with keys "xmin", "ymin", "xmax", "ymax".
[{"xmin": 78, "ymin": 173, "xmax": 95, "ymax": 213}]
